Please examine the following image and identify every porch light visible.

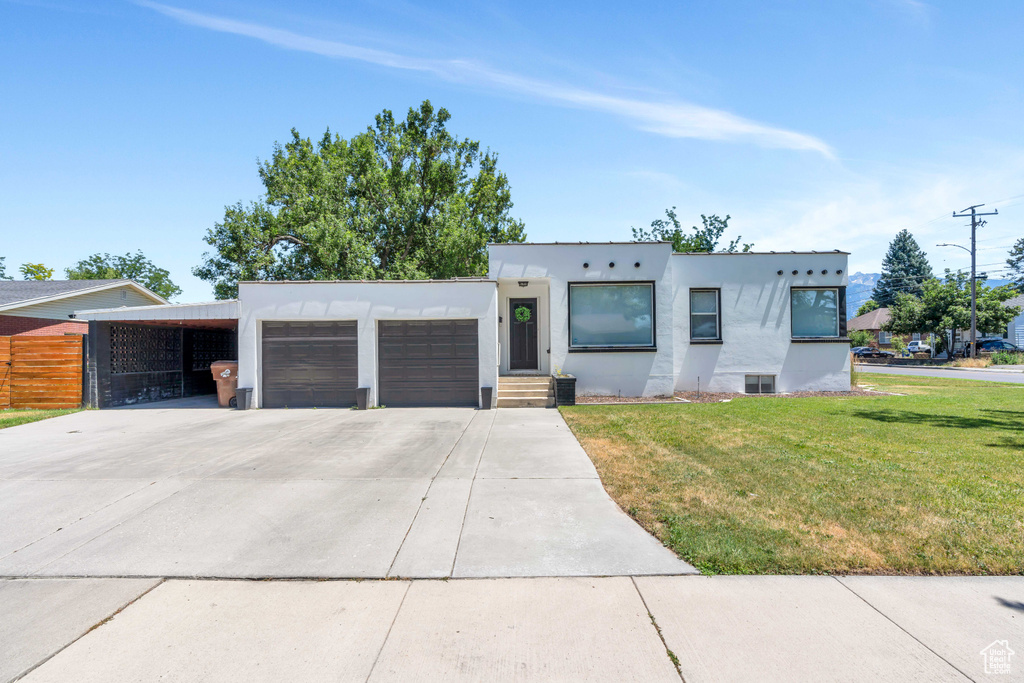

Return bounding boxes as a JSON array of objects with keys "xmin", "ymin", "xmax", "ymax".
[{"xmin": 518, "ymin": 281, "xmax": 529, "ymax": 287}]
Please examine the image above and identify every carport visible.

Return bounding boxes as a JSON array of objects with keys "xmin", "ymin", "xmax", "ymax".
[{"xmin": 76, "ymin": 301, "xmax": 239, "ymax": 409}]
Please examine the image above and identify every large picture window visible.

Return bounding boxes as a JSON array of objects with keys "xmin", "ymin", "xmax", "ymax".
[
  {"xmin": 791, "ymin": 288, "xmax": 840, "ymax": 338},
  {"xmin": 568, "ymin": 282, "xmax": 655, "ymax": 349},
  {"xmin": 690, "ymin": 289, "xmax": 720, "ymax": 340}
]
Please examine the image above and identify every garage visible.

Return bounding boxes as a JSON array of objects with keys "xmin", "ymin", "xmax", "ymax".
[
  {"xmin": 377, "ymin": 319, "xmax": 479, "ymax": 407},
  {"xmin": 261, "ymin": 321, "xmax": 358, "ymax": 408}
]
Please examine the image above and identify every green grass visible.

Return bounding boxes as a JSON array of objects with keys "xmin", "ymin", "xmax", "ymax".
[
  {"xmin": 560, "ymin": 374, "xmax": 1024, "ymax": 575},
  {"xmin": 0, "ymin": 408, "xmax": 81, "ymax": 430}
]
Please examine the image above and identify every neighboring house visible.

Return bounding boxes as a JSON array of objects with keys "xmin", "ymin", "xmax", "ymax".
[
  {"xmin": 847, "ymin": 307, "xmax": 928, "ymax": 348},
  {"xmin": 77, "ymin": 243, "xmax": 851, "ymax": 408},
  {"xmin": 0, "ymin": 280, "xmax": 167, "ymax": 336},
  {"xmin": 1004, "ymin": 293, "xmax": 1024, "ymax": 347}
]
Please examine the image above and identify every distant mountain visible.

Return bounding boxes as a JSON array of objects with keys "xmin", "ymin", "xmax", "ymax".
[
  {"xmin": 846, "ymin": 272, "xmax": 880, "ymax": 318},
  {"xmin": 845, "ymin": 272, "xmax": 1013, "ymax": 319}
]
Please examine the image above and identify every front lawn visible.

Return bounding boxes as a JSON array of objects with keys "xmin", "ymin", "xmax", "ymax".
[
  {"xmin": 560, "ymin": 374, "xmax": 1024, "ymax": 575},
  {"xmin": 0, "ymin": 408, "xmax": 81, "ymax": 430}
]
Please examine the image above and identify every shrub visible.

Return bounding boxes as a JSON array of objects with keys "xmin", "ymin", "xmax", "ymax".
[
  {"xmin": 991, "ymin": 351, "xmax": 1024, "ymax": 365},
  {"xmin": 849, "ymin": 330, "xmax": 874, "ymax": 348},
  {"xmin": 890, "ymin": 335, "xmax": 908, "ymax": 357}
]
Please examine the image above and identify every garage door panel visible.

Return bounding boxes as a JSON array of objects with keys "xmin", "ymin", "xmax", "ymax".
[
  {"xmin": 261, "ymin": 321, "xmax": 358, "ymax": 408},
  {"xmin": 378, "ymin": 320, "xmax": 479, "ymax": 407}
]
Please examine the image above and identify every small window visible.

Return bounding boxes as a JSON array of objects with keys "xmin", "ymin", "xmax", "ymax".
[
  {"xmin": 791, "ymin": 288, "xmax": 840, "ymax": 338},
  {"xmin": 690, "ymin": 289, "xmax": 721, "ymax": 340},
  {"xmin": 912, "ymin": 333, "xmax": 921, "ymax": 341},
  {"xmin": 879, "ymin": 331, "xmax": 891, "ymax": 344},
  {"xmin": 120, "ymin": 289, "xmax": 127, "ymax": 300},
  {"xmin": 745, "ymin": 375, "xmax": 775, "ymax": 394}
]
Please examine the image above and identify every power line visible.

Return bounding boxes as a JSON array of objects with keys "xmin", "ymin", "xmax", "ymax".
[{"xmin": 950, "ymin": 204, "xmax": 998, "ymax": 357}]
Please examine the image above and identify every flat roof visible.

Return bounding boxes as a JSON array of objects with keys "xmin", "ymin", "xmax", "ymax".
[
  {"xmin": 487, "ymin": 242, "xmax": 848, "ymax": 255},
  {"xmin": 238, "ymin": 279, "xmax": 495, "ymax": 284},
  {"xmin": 672, "ymin": 250, "xmax": 850, "ymax": 255},
  {"xmin": 488, "ymin": 241, "xmax": 672, "ymax": 246}
]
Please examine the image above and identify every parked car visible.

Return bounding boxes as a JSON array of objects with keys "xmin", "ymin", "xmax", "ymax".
[
  {"xmin": 907, "ymin": 341, "xmax": 931, "ymax": 353},
  {"xmin": 853, "ymin": 347, "xmax": 895, "ymax": 358},
  {"xmin": 977, "ymin": 339, "xmax": 1019, "ymax": 353}
]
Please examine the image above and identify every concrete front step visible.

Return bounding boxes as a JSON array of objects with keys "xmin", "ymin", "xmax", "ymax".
[
  {"xmin": 498, "ymin": 388, "xmax": 555, "ymax": 396},
  {"xmin": 496, "ymin": 396, "xmax": 555, "ymax": 408},
  {"xmin": 498, "ymin": 376, "xmax": 553, "ymax": 384}
]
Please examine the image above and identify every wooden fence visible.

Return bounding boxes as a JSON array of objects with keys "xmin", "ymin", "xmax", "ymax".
[{"xmin": 0, "ymin": 335, "xmax": 83, "ymax": 410}]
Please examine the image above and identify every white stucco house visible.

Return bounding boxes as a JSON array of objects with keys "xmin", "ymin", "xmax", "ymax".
[{"xmin": 77, "ymin": 242, "xmax": 851, "ymax": 409}]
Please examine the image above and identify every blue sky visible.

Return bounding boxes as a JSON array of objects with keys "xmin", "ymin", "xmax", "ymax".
[{"xmin": 2, "ymin": 0, "xmax": 1022, "ymax": 301}]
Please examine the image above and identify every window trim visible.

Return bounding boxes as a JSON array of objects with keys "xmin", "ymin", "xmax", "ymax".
[
  {"xmin": 790, "ymin": 286, "xmax": 845, "ymax": 340},
  {"xmin": 689, "ymin": 288, "xmax": 721, "ymax": 342},
  {"xmin": 567, "ymin": 280, "xmax": 657, "ymax": 352}
]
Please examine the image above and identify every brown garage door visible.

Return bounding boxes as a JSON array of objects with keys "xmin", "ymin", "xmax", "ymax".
[
  {"xmin": 261, "ymin": 321, "xmax": 358, "ymax": 408},
  {"xmin": 377, "ymin": 320, "xmax": 479, "ymax": 407}
]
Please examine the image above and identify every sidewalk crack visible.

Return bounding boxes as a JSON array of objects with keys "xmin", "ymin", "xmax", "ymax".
[
  {"xmin": 833, "ymin": 576, "xmax": 975, "ymax": 682},
  {"xmin": 631, "ymin": 576, "xmax": 686, "ymax": 682}
]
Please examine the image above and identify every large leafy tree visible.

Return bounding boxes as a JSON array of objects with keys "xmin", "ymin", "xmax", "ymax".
[
  {"xmin": 632, "ymin": 209, "xmax": 752, "ymax": 252},
  {"xmin": 194, "ymin": 101, "xmax": 526, "ymax": 299},
  {"xmin": 20, "ymin": 263, "xmax": 53, "ymax": 280},
  {"xmin": 1007, "ymin": 237, "xmax": 1024, "ymax": 292},
  {"xmin": 884, "ymin": 270, "xmax": 1020, "ymax": 353},
  {"xmin": 871, "ymin": 229, "xmax": 933, "ymax": 306},
  {"xmin": 66, "ymin": 251, "xmax": 181, "ymax": 300},
  {"xmin": 855, "ymin": 299, "xmax": 880, "ymax": 317},
  {"xmin": 0, "ymin": 257, "xmax": 12, "ymax": 280}
]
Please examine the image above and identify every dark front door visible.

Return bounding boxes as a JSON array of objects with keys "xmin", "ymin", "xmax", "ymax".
[
  {"xmin": 509, "ymin": 298, "xmax": 538, "ymax": 370},
  {"xmin": 377, "ymin": 320, "xmax": 479, "ymax": 407}
]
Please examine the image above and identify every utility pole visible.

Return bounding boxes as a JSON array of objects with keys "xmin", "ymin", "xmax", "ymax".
[{"xmin": 951, "ymin": 204, "xmax": 998, "ymax": 358}]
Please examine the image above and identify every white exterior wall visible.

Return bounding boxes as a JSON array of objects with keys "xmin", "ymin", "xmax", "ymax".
[
  {"xmin": 672, "ymin": 253, "xmax": 851, "ymax": 393},
  {"xmin": 489, "ymin": 244, "xmax": 850, "ymax": 396},
  {"xmin": 8, "ymin": 285, "xmax": 161, "ymax": 319},
  {"xmin": 490, "ymin": 243, "xmax": 676, "ymax": 397},
  {"xmin": 237, "ymin": 281, "xmax": 499, "ymax": 408}
]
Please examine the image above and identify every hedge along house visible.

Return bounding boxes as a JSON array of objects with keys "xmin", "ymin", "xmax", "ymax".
[{"xmin": 77, "ymin": 242, "xmax": 850, "ymax": 409}]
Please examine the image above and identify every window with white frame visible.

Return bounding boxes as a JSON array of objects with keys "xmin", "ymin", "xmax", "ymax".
[
  {"xmin": 879, "ymin": 331, "xmax": 892, "ymax": 344},
  {"xmin": 689, "ymin": 289, "xmax": 721, "ymax": 341},
  {"xmin": 791, "ymin": 288, "xmax": 840, "ymax": 338},
  {"xmin": 745, "ymin": 375, "xmax": 775, "ymax": 394},
  {"xmin": 568, "ymin": 282, "xmax": 655, "ymax": 349},
  {"xmin": 912, "ymin": 333, "xmax": 921, "ymax": 341}
]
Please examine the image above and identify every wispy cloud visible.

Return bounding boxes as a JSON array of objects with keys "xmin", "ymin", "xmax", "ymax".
[{"xmin": 137, "ymin": 1, "xmax": 834, "ymax": 157}]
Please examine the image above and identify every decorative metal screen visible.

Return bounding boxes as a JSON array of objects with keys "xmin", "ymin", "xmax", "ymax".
[
  {"xmin": 190, "ymin": 329, "xmax": 235, "ymax": 372},
  {"xmin": 109, "ymin": 325, "xmax": 182, "ymax": 374}
]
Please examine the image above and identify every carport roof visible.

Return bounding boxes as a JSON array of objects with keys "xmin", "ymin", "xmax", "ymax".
[
  {"xmin": 74, "ymin": 299, "xmax": 239, "ymax": 324},
  {"xmin": 238, "ymin": 279, "xmax": 495, "ymax": 284}
]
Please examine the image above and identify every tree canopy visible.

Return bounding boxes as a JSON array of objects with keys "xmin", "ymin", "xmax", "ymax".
[
  {"xmin": 870, "ymin": 229, "xmax": 933, "ymax": 306},
  {"xmin": 884, "ymin": 270, "xmax": 1020, "ymax": 353},
  {"xmin": 194, "ymin": 101, "xmax": 526, "ymax": 299},
  {"xmin": 66, "ymin": 251, "xmax": 181, "ymax": 300},
  {"xmin": 1008, "ymin": 237, "xmax": 1024, "ymax": 292},
  {"xmin": 20, "ymin": 263, "xmax": 53, "ymax": 280},
  {"xmin": 0, "ymin": 257, "xmax": 11, "ymax": 280},
  {"xmin": 632, "ymin": 210, "xmax": 752, "ymax": 253},
  {"xmin": 855, "ymin": 299, "xmax": 879, "ymax": 317}
]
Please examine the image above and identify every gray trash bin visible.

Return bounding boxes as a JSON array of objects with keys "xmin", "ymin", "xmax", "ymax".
[{"xmin": 235, "ymin": 387, "xmax": 253, "ymax": 410}]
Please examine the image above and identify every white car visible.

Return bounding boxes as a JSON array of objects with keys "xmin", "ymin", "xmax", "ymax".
[{"xmin": 907, "ymin": 341, "xmax": 931, "ymax": 353}]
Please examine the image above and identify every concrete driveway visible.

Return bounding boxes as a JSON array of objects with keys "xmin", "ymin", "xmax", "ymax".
[{"xmin": 0, "ymin": 400, "xmax": 693, "ymax": 579}]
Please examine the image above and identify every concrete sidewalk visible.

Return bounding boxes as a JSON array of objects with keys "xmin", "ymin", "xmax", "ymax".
[{"xmin": 4, "ymin": 575, "xmax": 1021, "ymax": 682}]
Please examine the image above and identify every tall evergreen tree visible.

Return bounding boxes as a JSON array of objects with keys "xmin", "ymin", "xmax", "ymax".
[
  {"xmin": 870, "ymin": 229, "xmax": 933, "ymax": 306},
  {"xmin": 1007, "ymin": 237, "xmax": 1024, "ymax": 293}
]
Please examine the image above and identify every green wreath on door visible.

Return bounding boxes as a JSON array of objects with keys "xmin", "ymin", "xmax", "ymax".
[{"xmin": 515, "ymin": 306, "xmax": 532, "ymax": 323}]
